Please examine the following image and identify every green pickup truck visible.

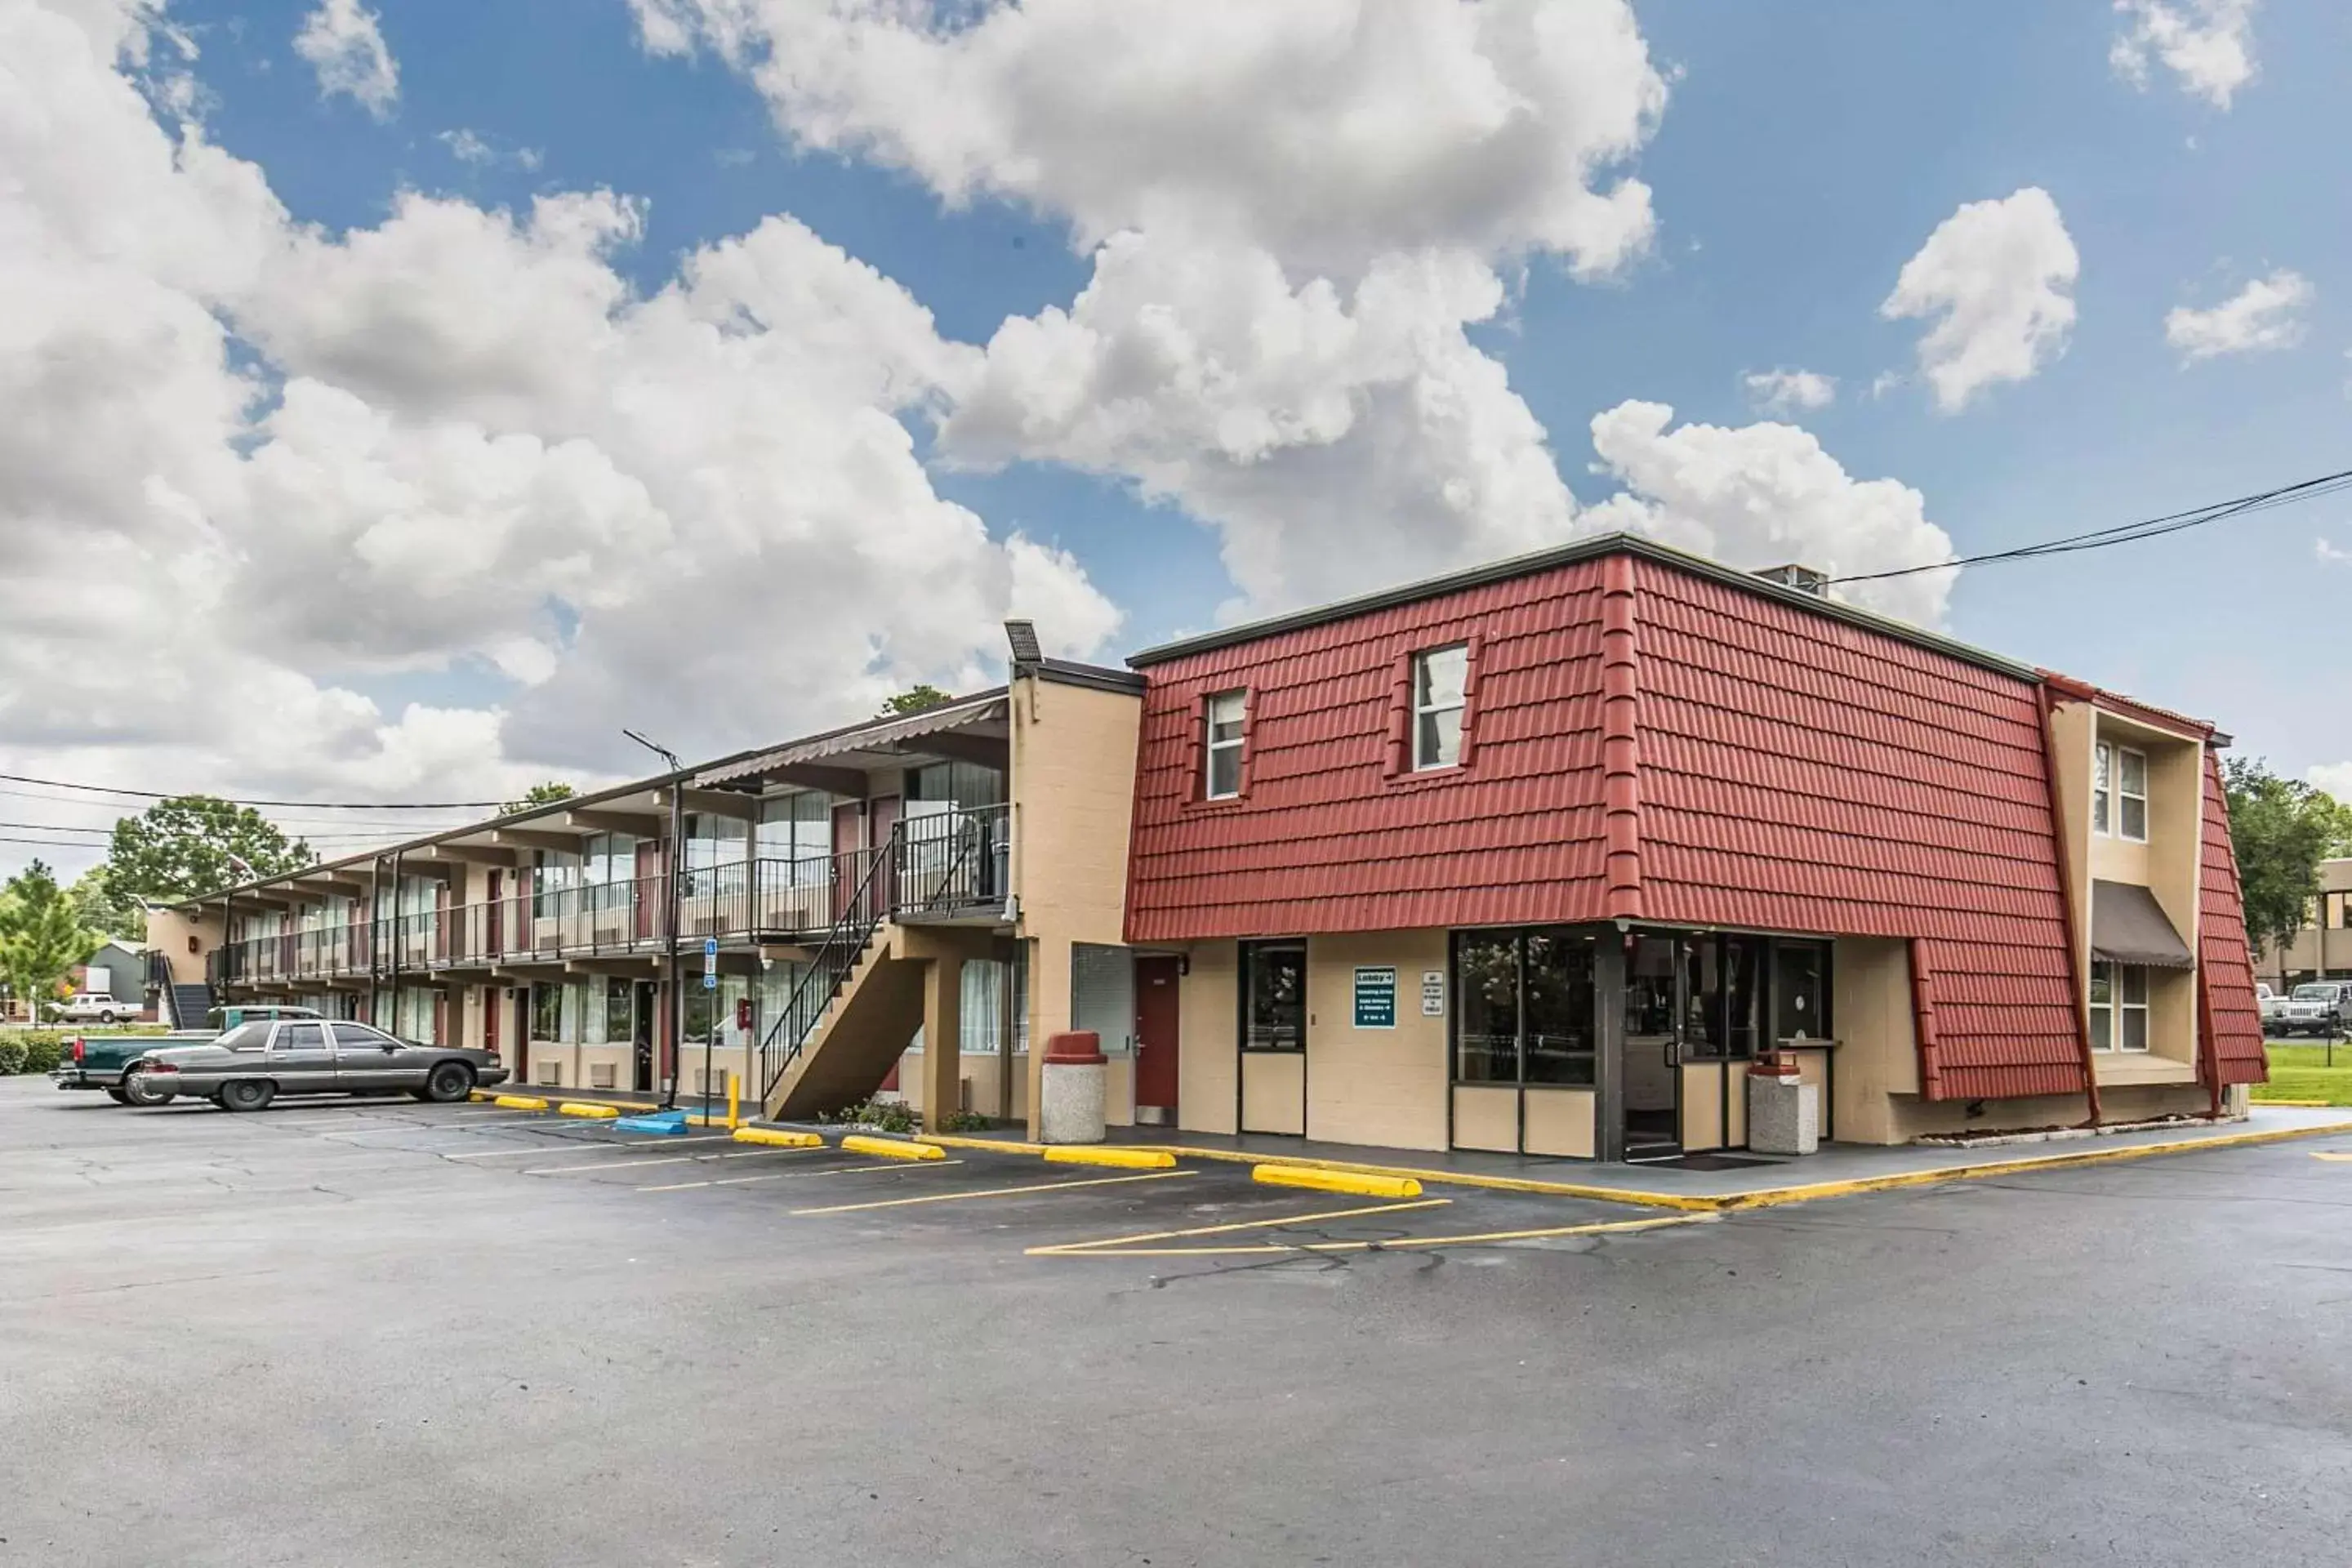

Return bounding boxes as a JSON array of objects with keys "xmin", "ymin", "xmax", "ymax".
[{"xmin": 51, "ymin": 1005, "xmax": 325, "ymax": 1106}]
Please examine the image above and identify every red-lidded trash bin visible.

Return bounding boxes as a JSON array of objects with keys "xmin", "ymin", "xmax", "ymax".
[{"xmin": 1040, "ymin": 1030, "xmax": 1107, "ymax": 1144}]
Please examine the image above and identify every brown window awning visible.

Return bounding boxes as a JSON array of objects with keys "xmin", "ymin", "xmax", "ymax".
[{"xmin": 2090, "ymin": 880, "xmax": 2194, "ymax": 969}]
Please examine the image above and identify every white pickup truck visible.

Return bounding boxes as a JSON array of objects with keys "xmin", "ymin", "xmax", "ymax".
[{"xmin": 53, "ymin": 991, "xmax": 139, "ymax": 1024}]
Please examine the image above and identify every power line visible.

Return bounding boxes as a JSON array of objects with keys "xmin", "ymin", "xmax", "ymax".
[
  {"xmin": 1828, "ymin": 465, "xmax": 2352, "ymax": 585},
  {"xmin": 0, "ymin": 772, "xmax": 510, "ymax": 811},
  {"xmin": 0, "ymin": 822, "xmax": 439, "ymax": 849}
]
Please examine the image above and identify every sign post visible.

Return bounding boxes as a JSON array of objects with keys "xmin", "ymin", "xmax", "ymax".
[{"xmin": 702, "ymin": 938, "xmax": 719, "ymax": 1124}]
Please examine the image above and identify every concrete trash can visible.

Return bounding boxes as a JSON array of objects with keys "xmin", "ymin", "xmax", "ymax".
[
  {"xmin": 1040, "ymin": 1031, "xmax": 1107, "ymax": 1145},
  {"xmin": 1746, "ymin": 1059, "xmax": 1819, "ymax": 1156}
]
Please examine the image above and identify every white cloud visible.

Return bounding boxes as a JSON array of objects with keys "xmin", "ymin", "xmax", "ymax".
[
  {"xmin": 294, "ymin": 0, "xmax": 398, "ymax": 119},
  {"xmin": 636, "ymin": 0, "xmax": 1668, "ymax": 282},
  {"xmin": 438, "ymin": 127, "xmax": 543, "ymax": 172},
  {"xmin": 941, "ymin": 234, "xmax": 1577, "ymax": 612},
  {"xmin": 643, "ymin": 0, "xmax": 1668, "ymax": 618},
  {"xmin": 2165, "ymin": 269, "xmax": 2311, "ymax": 362},
  {"xmin": 2112, "ymin": 0, "xmax": 2257, "ymax": 109},
  {"xmin": 2317, "ymin": 538, "xmax": 2352, "ymax": 567},
  {"xmin": 0, "ymin": 0, "xmax": 1116, "ymax": 857},
  {"xmin": 1742, "ymin": 368, "xmax": 1836, "ymax": 414},
  {"xmin": 1583, "ymin": 401, "xmax": 1959, "ymax": 626},
  {"xmin": 2307, "ymin": 763, "xmax": 2352, "ymax": 803},
  {"xmin": 1882, "ymin": 187, "xmax": 2078, "ymax": 413}
]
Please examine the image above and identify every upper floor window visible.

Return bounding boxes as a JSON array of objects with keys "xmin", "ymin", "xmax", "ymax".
[
  {"xmin": 1205, "ymin": 690, "xmax": 1246, "ymax": 800},
  {"xmin": 2088, "ymin": 961, "xmax": 2149, "ymax": 1052},
  {"xmin": 1412, "ymin": 644, "xmax": 1468, "ymax": 770},
  {"xmin": 2093, "ymin": 742, "xmax": 2149, "ymax": 842}
]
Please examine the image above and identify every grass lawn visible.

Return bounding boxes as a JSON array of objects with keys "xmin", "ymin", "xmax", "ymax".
[{"xmin": 2256, "ymin": 1040, "xmax": 2352, "ymax": 1105}]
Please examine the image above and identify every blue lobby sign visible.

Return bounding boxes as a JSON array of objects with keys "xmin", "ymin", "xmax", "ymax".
[{"xmin": 1353, "ymin": 966, "xmax": 1397, "ymax": 1029}]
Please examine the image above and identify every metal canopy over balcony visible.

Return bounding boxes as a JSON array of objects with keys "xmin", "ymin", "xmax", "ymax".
[{"xmin": 693, "ymin": 692, "xmax": 1009, "ymax": 788}]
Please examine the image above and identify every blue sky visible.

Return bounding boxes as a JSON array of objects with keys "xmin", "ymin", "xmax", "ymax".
[{"xmin": 2, "ymin": 0, "xmax": 2345, "ymax": 877}]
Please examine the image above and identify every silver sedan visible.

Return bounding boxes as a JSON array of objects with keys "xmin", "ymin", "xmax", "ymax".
[{"xmin": 125, "ymin": 1018, "xmax": 509, "ymax": 1112}]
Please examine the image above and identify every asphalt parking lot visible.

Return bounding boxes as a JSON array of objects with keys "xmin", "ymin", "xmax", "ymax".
[{"xmin": 5, "ymin": 1077, "xmax": 2350, "ymax": 1566}]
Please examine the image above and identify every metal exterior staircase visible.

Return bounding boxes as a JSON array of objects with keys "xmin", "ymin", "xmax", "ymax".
[
  {"xmin": 760, "ymin": 926, "xmax": 928, "ymax": 1121},
  {"xmin": 167, "ymin": 982, "xmax": 214, "ymax": 1031}
]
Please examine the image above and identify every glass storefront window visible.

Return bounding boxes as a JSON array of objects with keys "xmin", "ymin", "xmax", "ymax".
[
  {"xmin": 1454, "ymin": 932, "xmax": 1518, "ymax": 1082},
  {"xmin": 1773, "ymin": 941, "xmax": 1830, "ymax": 1042}
]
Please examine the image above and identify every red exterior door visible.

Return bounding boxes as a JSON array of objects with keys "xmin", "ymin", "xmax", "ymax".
[
  {"xmin": 486, "ymin": 871, "xmax": 503, "ymax": 958},
  {"xmin": 831, "ymin": 803, "xmax": 864, "ymax": 920},
  {"xmin": 483, "ymin": 985, "xmax": 499, "ymax": 1060},
  {"xmin": 1134, "ymin": 956, "xmax": 1182, "ymax": 1116},
  {"xmin": 634, "ymin": 840, "xmax": 662, "ymax": 939}
]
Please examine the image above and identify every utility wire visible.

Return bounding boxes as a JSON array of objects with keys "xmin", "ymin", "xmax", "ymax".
[
  {"xmin": 0, "ymin": 771, "xmax": 508, "ymax": 811},
  {"xmin": 1828, "ymin": 466, "xmax": 2352, "ymax": 585}
]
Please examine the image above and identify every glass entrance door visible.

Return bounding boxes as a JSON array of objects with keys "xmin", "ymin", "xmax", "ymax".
[{"xmin": 1621, "ymin": 934, "xmax": 1680, "ymax": 1158}]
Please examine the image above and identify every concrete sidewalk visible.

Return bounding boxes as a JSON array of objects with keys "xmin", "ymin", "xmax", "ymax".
[{"xmin": 907, "ymin": 1107, "xmax": 2352, "ymax": 1212}]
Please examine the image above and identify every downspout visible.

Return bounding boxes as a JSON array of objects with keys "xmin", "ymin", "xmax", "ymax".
[{"xmin": 2034, "ymin": 684, "xmax": 2103, "ymax": 1128}]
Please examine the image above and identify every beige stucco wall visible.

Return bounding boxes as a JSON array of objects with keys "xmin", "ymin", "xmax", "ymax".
[
  {"xmin": 1829, "ymin": 936, "xmax": 1920, "ymax": 1145},
  {"xmin": 1302, "ymin": 929, "xmax": 1449, "ymax": 1152},
  {"xmin": 1450, "ymin": 1085, "xmax": 1516, "ymax": 1152},
  {"xmin": 1523, "ymin": 1086, "xmax": 1596, "ymax": 1159},
  {"xmin": 145, "ymin": 907, "xmax": 224, "ymax": 987},
  {"xmin": 1177, "ymin": 942, "xmax": 1241, "ymax": 1135},
  {"xmin": 1885, "ymin": 1081, "xmax": 2212, "ymax": 1139},
  {"xmin": 1241, "ymin": 1051, "xmax": 1306, "ymax": 1134},
  {"xmin": 1009, "ymin": 675, "xmax": 1143, "ymax": 1136}
]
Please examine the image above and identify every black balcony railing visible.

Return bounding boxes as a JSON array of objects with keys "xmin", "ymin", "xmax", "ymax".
[{"xmin": 208, "ymin": 806, "xmax": 1014, "ymax": 1000}]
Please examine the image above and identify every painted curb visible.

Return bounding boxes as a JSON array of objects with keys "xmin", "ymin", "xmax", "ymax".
[
  {"xmin": 558, "ymin": 1102, "xmax": 621, "ymax": 1120},
  {"xmin": 1043, "ymin": 1147, "xmax": 1178, "ymax": 1170},
  {"xmin": 1254, "ymin": 1164, "xmax": 1421, "ymax": 1199},
  {"xmin": 492, "ymin": 1094, "xmax": 549, "ymax": 1111},
  {"xmin": 840, "ymin": 1134, "xmax": 947, "ymax": 1161},
  {"xmin": 733, "ymin": 1126, "xmax": 824, "ymax": 1149}
]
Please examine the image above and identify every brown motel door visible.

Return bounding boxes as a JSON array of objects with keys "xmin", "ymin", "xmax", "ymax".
[{"xmin": 1134, "ymin": 956, "xmax": 1181, "ymax": 1122}]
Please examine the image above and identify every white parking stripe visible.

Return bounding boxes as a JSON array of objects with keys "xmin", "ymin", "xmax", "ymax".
[
  {"xmin": 439, "ymin": 1133, "xmax": 737, "ymax": 1159},
  {"xmin": 518, "ymin": 1148, "xmax": 812, "ymax": 1177},
  {"xmin": 638, "ymin": 1159, "xmax": 964, "ymax": 1192}
]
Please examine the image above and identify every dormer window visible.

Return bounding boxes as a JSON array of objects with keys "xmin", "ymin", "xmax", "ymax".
[{"xmin": 2094, "ymin": 741, "xmax": 2148, "ymax": 842}]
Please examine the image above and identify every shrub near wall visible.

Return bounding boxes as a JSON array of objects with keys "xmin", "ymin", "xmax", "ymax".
[{"xmin": 2, "ymin": 1032, "xmax": 72, "ymax": 1075}]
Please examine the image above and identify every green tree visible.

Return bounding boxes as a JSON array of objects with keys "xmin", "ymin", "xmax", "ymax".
[
  {"xmin": 2224, "ymin": 757, "xmax": 2352, "ymax": 971},
  {"xmin": 880, "ymin": 684, "xmax": 954, "ymax": 717},
  {"xmin": 501, "ymin": 781, "xmax": 577, "ymax": 815},
  {"xmin": 103, "ymin": 795, "xmax": 311, "ymax": 902},
  {"xmin": 68, "ymin": 866, "xmax": 146, "ymax": 942},
  {"xmin": 0, "ymin": 862, "xmax": 99, "ymax": 1015}
]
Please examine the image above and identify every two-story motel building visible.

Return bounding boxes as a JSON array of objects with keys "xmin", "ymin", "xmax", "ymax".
[{"xmin": 152, "ymin": 535, "xmax": 2266, "ymax": 1160}]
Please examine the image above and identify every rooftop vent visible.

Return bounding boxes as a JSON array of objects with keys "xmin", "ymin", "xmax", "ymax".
[{"xmin": 1754, "ymin": 563, "xmax": 1829, "ymax": 596}]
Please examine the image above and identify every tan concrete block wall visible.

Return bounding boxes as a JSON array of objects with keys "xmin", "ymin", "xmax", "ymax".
[
  {"xmin": 1681, "ymin": 1062, "xmax": 1726, "ymax": 1152},
  {"xmin": 1177, "ymin": 942, "xmax": 1240, "ymax": 1136},
  {"xmin": 1302, "ymin": 929, "xmax": 1448, "ymax": 1152}
]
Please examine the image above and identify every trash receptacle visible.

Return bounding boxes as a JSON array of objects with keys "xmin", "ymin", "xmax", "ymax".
[
  {"xmin": 1040, "ymin": 1030, "xmax": 1107, "ymax": 1145},
  {"xmin": 1746, "ymin": 1056, "xmax": 1819, "ymax": 1156}
]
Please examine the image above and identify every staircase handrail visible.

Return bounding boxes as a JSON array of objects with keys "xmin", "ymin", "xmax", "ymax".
[{"xmin": 756, "ymin": 818, "xmax": 905, "ymax": 1100}]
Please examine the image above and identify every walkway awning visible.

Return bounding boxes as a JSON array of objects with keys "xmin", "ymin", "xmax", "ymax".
[
  {"xmin": 2091, "ymin": 880, "xmax": 2194, "ymax": 969},
  {"xmin": 695, "ymin": 693, "xmax": 1009, "ymax": 786}
]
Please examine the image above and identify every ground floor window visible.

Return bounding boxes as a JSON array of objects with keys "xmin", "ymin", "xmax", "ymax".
[
  {"xmin": 1240, "ymin": 941, "xmax": 1306, "ymax": 1052},
  {"xmin": 2090, "ymin": 961, "xmax": 2149, "ymax": 1052},
  {"xmin": 1452, "ymin": 928, "xmax": 1598, "ymax": 1086}
]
